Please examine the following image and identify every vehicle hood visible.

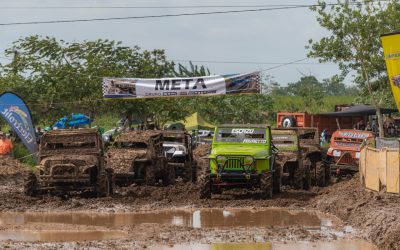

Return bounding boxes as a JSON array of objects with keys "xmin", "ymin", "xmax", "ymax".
[
  {"xmin": 210, "ymin": 145, "xmax": 269, "ymax": 158},
  {"xmin": 107, "ymin": 148, "xmax": 147, "ymax": 174}
]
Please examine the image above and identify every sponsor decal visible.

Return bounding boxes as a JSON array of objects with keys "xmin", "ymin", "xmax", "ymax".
[
  {"xmin": 243, "ymin": 139, "xmax": 266, "ymax": 143},
  {"xmin": 339, "ymin": 131, "xmax": 371, "ymax": 139},
  {"xmin": 231, "ymin": 129, "xmax": 255, "ymax": 134}
]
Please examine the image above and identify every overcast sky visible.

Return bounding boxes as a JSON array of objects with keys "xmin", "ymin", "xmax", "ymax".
[{"xmin": 0, "ymin": 0, "xmax": 343, "ymax": 85}]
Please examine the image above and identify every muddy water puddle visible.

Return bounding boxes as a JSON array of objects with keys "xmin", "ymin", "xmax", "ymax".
[
  {"xmin": 0, "ymin": 230, "xmax": 127, "ymax": 242},
  {"xmin": 0, "ymin": 208, "xmax": 335, "ymax": 229},
  {"xmin": 0, "ymin": 208, "xmax": 339, "ymax": 242},
  {"xmin": 150, "ymin": 241, "xmax": 377, "ymax": 250}
]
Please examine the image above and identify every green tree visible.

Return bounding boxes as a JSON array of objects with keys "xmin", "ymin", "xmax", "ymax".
[
  {"xmin": 308, "ymin": 0, "xmax": 400, "ymax": 137},
  {"xmin": 0, "ymin": 36, "xmax": 175, "ymax": 124},
  {"xmin": 286, "ymin": 76, "xmax": 324, "ymax": 107}
]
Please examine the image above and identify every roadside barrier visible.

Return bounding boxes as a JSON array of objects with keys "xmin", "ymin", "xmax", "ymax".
[{"xmin": 360, "ymin": 146, "xmax": 400, "ymax": 193}]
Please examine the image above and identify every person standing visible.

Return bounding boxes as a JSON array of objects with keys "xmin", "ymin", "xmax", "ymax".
[{"xmin": 0, "ymin": 132, "xmax": 13, "ymax": 157}]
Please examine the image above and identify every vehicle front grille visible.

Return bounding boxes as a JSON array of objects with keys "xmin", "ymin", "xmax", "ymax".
[{"xmin": 223, "ymin": 157, "xmax": 245, "ymax": 169}]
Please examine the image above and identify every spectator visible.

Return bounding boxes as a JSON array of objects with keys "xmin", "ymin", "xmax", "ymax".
[
  {"xmin": 122, "ymin": 115, "xmax": 131, "ymax": 132},
  {"xmin": 0, "ymin": 132, "xmax": 13, "ymax": 157},
  {"xmin": 355, "ymin": 119, "xmax": 365, "ymax": 130}
]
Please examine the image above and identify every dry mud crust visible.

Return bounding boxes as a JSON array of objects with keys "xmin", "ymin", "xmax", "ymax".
[
  {"xmin": 0, "ymin": 157, "xmax": 31, "ymax": 185},
  {"xmin": 115, "ymin": 130, "xmax": 162, "ymax": 143},
  {"xmin": 309, "ymin": 175, "xmax": 400, "ymax": 250},
  {"xmin": 107, "ymin": 148, "xmax": 147, "ymax": 174},
  {"xmin": 193, "ymin": 144, "xmax": 210, "ymax": 174}
]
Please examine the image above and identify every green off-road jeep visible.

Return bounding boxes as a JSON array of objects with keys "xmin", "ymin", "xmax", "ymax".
[{"xmin": 199, "ymin": 124, "xmax": 280, "ymax": 199}]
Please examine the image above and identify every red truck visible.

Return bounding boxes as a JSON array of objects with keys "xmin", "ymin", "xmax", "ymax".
[
  {"xmin": 326, "ymin": 129, "xmax": 374, "ymax": 178},
  {"xmin": 277, "ymin": 112, "xmax": 363, "ymax": 136}
]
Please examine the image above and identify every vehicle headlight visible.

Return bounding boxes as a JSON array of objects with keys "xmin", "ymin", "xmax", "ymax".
[
  {"xmin": 244, "ymin": 156, "xmax": 255, "ymax": 165},
  {"xmin": 216, "ymin": 155, "xmax": 227, "ymax": 166},
  {"xmin": 333, "ymin": 150, "xmax": 341, "ymax": 157}
]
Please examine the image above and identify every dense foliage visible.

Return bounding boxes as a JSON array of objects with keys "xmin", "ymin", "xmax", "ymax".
[
  {"xmin": 307, "ymin": 0, "xmax": 400, "ymax": 136},
  {"xmin": 0, "ymin": 36, "xmax": 275, "ymax": 127}
]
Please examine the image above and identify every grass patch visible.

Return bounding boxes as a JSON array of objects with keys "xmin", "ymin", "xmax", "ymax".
[{"xmin": 13, "ymin": 141, "xmax": 36, "ymax": 167}]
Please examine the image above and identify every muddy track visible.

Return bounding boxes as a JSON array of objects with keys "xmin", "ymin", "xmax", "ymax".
[{"xmin": 0, "ymin": 155, "xmax": 399, "ymax": 249}]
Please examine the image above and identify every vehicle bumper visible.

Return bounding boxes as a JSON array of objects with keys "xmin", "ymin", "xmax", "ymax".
[{"xmin": 210, "ymin": 172, "xmax": 262, "ymax": 188}]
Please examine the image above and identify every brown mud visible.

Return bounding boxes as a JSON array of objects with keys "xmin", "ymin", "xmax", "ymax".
[{"xmin": 0, "ymin": 156, "xmax": 398, "ymax": 249}]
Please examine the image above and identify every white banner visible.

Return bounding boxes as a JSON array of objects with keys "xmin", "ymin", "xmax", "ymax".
[{"xmin": 102, "ymin": 72, "xmax": 260, "ymax": 99}]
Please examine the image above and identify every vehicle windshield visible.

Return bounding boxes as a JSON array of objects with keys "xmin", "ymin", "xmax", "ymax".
[
  {"xmin": 272, "ymin": 134, "xmax": 297, "ymax": 148},
  {"xmin": 215, "ymin": 128, "xmax": 266, "ymax": 143}
]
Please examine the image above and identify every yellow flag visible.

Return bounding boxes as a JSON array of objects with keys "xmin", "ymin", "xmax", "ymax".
[{"xmin": 381, "ymin": 32, "xmax": 400, "ymax": 112}]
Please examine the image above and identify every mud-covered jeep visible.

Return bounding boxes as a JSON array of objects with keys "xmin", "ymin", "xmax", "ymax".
[
  {"xmin": 24, "ymin": 128, "xmax": 114, "ymax": 197},
  {"xmin": 272, "ymin": 127, "xmax": 330, "ymax": 188},
  {"xmin": 107, "ymin": 131, "xmax": 174, "ymax": 186},
  {"xmin": 199, "ymin": 124, "xmax": 279, "ymax": 199},
  {"xmin": 162, "ymin": 130, "xmax": 197, "ymax": 182}
]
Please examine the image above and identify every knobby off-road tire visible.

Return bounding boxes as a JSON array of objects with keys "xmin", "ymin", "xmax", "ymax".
[
  {"xmin": 273, "ymin": 164, "xmax": 282, "ymax": 194},
  {"xmin": 199, "ymin": 169, "xmax": 212, "ymax": 199},
  {"xmin": 106, "ymin": 168, "xmax": 115, "ymax": 195},
  {"xmin": 182, "ymin": 163, "xmax": 192, "ymax": 183},
  {"xmin": 325, "ymin": 162, "xmax": 331, "ymax": 185},
  {"xmin": 145, "ymin": 163, "xmax": 156, "ymax": 186},
  {"xmin": 24, "ymin": 172, "xmax": 38, "ymax": 197},
  {"xmin": 260, "ymin": 172, "xmax": 273, "ymax": 199},
  {"xmin": 303, "ymin": 162, "xmax": 311, "ymax": 191},
  {"xmin": 316, "ymin": 161, "xmax": 326, "ymax": 187},
  {"xmin": 96, "ymin": 172, "xmax": 110, "ymax": 197},
  {"xmin": 191, "ymin": 161, "xmax": 198, "ymax": 183},
  {"xmin": 163, "ymin": 163, "xmax": 176, "ymax": 186},
  {"xmin": 293, "ymin": 161, "xmax": 304, "ymax": 190}
]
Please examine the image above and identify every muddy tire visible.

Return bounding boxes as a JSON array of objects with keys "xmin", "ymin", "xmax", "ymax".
[
  {"xmin": 303, "ymin": 163, "xmax": 311, "ymax": 191},
  {"xmin": 24, "ymin": 172, "xmax": 38, "ymax": 197},
  {"xmin": 182, "ymin": 163, "xmax": 192, "ymax": 183},
  {"xmin": 273, "ymin": 164, "xmax": 282, "ymax": 194},
  {"xmin": 293, "ymin": 161, "xmax": 304, "ymax": 190},
  {"xmin": 199, "ymin": 169, "xmax": 212, "ymax": 199},
  {"xmin": 316, "ymin": 161, "xmax": 326, "ymax": 187},
  {"xmin": 106, "ymin": 168, "xmax": 115, "ymax": 195},
  {"xmin": 191, "ymin": 161, "xmax": 198, "ymax": 183},
  {"xmin": 96, "ymin": 172, "xmax": 110, "ymax": 197},
  {"xmin": 163, "ymin": 163, "xmax": 176, "ymax": 186},
  {"xmin": 325, "ymin": 162, "xmax": 331, "ymax": 185},
  {"xmin": 145, "ymin": 164, "xmax": 156, "ymax": 186},
  {"xmin": 260, "ymin": 172, "xmax": 273, "ymax": 199}
]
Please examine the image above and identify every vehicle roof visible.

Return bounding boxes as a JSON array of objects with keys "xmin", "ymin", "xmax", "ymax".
[
  {"xmin": 44, "ymin": 128, "xmax": 99, "ymax": 136},
  {"xmin": 272, "ymin": 129, "xmax": 297, "ymax": 134},
  {"xmin": 218, "ymin": 124, "xmax": 270, "ymax": 128},
  {"xmin": 273, "ymin": 127, "xmax": 317, "ymax": 131},
  {"xmin": 115, "ymin": 130, "xmax": 162, "ymax": 142}
]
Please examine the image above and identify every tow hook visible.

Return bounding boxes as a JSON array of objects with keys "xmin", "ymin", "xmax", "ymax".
[
  {"xmin": 245, "ymin": 174, "xmax": 251, "ymax": 180},
  {"xmin": 336, "ymin": 168, "xmax": 341, "ymax": 175}
]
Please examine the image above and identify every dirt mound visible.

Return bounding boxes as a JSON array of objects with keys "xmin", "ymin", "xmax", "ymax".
[
  {"xmin": 0, "ymin": 157, "xmax": 31, "ymax": 175},
  {"xmin": 309, "ymin": 175, "xmax": 400, "ymax": 250},
  {"xmin": 0, "ymin": 157, "xmax": 32, "ymax": 185}
]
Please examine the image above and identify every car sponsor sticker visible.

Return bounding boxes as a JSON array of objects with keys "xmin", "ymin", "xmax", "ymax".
[
  {"xmin": 231, "ymin": 129, "xmax": 255, "ymax": 134},
  {"xmin": 243, "ymin": 139, "xmax": 266, "ymax": 143}
]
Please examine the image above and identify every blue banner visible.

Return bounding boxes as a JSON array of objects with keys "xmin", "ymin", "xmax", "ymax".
[{"xmin": 0, "ymin": 92, "xmax": 38, "ymax": 162}]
